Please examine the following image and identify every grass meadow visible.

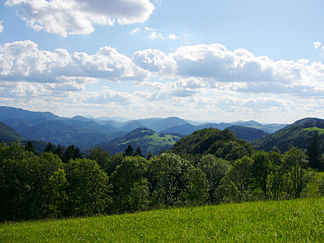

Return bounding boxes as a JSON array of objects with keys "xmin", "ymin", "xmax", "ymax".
[{"xmin": 0, "ymin": 197, "xmax": 323, "ymax": 242}]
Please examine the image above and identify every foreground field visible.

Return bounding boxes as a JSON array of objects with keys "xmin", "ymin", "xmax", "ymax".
[{"xmin": 1, "ymin": 197, "xmax": 323, "ymax": 242}]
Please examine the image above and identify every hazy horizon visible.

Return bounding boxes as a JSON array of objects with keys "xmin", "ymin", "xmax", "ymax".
[{"xmin": 0, "ymin": 0, "xmax": 323, "ymax": 123}]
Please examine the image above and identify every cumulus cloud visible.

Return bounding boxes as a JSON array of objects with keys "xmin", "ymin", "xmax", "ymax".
[
  {"xmin": 5, "ymin": 0, "xmax": 155, "ymax": 37},
  {"xmin": 133, "ymin": 49, "xmax": 176, "ymax": 73},
  {"xmin": 0, "ymin": 40, "xmax": 148, "ymax": 84},
  {"xmin": 314, "ymin": 41, "xmax": 322, "ymax": 49},
  {"xmin": 132, "ymin": 43, "xmax": 324, "ymax": 98},
  {"xmin": 0, "ymin": 21, "xmax": 3, "ymax": 32}
]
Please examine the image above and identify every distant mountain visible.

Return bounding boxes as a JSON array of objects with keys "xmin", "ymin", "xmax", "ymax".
[
  {"xmin": 227, "ymin": 125, "xmax": 268, "ymax": 141},
  {"xmin": 161, "ymin": 122, "xmax": 233, "ymax": 136},
  {"xmin": 0, "ymin": 122, "xmax": 24, "ymax": 143},
  {"xmin": 0, "ymin": 106, "xmax": 59, "ymax": 122},
  {"xmin": 254, "ymin": 117, "xmax": 324, "ymax": 153},
  {"xmin": 96, "ymin": 128, "xmax": 181, "ymax": 155},
  {"xmin": 116, "ymin": 117, "xmax": 189, "ymax": 133},
  {"xmin": 21, "ymin": 120, "xmax": 112, "ymax": 150},
  {"xmin": 0, "ymin": 106, "xmax": 288, "ymax": 151},
  {"xmin": 160, "ymin": 122, "xmax": 269, "ymax": 141},
  {"xmin": 232, "ymin": 120, "xmax": 287, "ymax": 134}
]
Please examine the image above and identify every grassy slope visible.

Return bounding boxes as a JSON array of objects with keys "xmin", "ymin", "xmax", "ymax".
[
  {"xmin": 1, "ymin": 198, "xmax": 323, "ymax": 242},
  {"xmin": 304, "ymin": 127, "xmax": 324, "ymax": 135}
]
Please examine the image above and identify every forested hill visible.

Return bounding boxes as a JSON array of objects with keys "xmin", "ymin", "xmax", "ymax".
[
  {"xmin": 172, "ymin": 128, "xmax": 254, "ymax": 161},
  {"xmin": 254, "ymin": 117, "xmax": 324, "ymax": 153},
  {"xmin": 0, "ymin": 122, "xmax": 24, "ymax": 143},
  {"xmin": 96, "ymin": 128, "xmax": 181, "ymax": 155},
  {"xmin": 227, "ymin": 125, "xmax": 268, "ymax": 141}
]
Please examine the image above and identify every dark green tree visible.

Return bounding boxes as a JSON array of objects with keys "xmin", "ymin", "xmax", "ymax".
[
  {"xmin": 54, "ymin": 144, "xmax": 64, "ymax": 159},
  {"xmin": 62, "ymin": 144, "xmax": 82, "ymax": 163},
  {"xmin": 306, "ymin": 133, "xmax": 322, "ymax": 170},
  {"xmin": 134, "ymin": 146, "xmax": 143, "ymax": 157},
  {"xmin": 86, "ymin": 146, "xmax": 111, "ymax": 171},
  {"xmin": 124, "ymin": 144, "xmax": 134, "ymax": 156},
  {"xmin": 147, "ymin": 152, "xmax": 153, "ymax": 160},
  {"xmin": 44, "ymin": 142, "xmax": 55, "ymax": 153},
  {"xmin": 284, "ymin": 147, "xmax": 312, "ymax": 198},
  {"xmin": 252, "ymin": 151, "xmax": 272, "ymax": 199},
  {"xmin": 24, "ymin": 141, "xmax": 35, "ymax": 154}
]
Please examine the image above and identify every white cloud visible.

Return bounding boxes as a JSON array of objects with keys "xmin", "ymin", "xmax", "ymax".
[
  {"xmin": 168, "ymin": 33, "xmax": 177, "ymax": 40},
  {"xmin": 148, "ymin": 31, "xmax": 164, "ymax": 40},
  {"xmin": 5, "ymin": 0, "xmax": 154, "ymax": 37},
  {"xmin": 0, "ymin": 21, "xmax": 3, "ymax": 32},
  {"xmin": 314, "ymin": 41, "xmax": 322, "ymax": 49},
  {"xmin": 133, "ymin": 49, "xmax": 176, "ymax": 73},
  {"xmin": 0, "ymin": 40, "xmax": 148, "ymax": 84},
  {"xmin": 84, "ymin": 87, "xmax": 133, "ymax": 105},
  {"xmin": 0, "ymin": 40, "xmax": 323, "ymax": 122},
  {"xmin": 130, "ymin": 27, "xmax": 140, "ymax": 35}
]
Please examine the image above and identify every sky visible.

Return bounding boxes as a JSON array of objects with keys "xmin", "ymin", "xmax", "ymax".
[{"xmin": 0, "ymin": 0, "xmax": 323, "ymax": 123}]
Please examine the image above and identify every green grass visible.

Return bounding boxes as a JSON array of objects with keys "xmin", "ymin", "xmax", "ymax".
[
  {"xmin": 304, "ymin": 127, "xmax": 324, "ymax": 135},
  {"xmin": 1, "ymin": 198, "xmax": 323, "ymax": 242},
  {"xmin": 144, "ymin": 133, "xmax": 179, "ymax": 146}
]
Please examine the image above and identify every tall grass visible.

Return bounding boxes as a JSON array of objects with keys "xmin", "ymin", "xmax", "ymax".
[{"xmin": 1, "ymin": 197, "xmax": 323, "ymax": 242}]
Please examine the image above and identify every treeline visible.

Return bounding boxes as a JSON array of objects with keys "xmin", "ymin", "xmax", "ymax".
[{"xmin": 1, "ymin": 139, "xmax": 322, "ymax": 221}]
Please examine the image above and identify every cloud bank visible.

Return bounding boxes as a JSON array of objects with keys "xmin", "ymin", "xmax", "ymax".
[
  {"xmin": 5, "ymin": 0, "xmax": 155, "ymax": 37},
  {"xmin": 1, "ymin": 40, "xmax": 323, "ymax": 122}
]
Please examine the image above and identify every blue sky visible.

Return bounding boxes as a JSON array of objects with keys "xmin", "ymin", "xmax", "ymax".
[{"xmin": 0, "ymin": 0, "xmax": 323, "ymax": 123}]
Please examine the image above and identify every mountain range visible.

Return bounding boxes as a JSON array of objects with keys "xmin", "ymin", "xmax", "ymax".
[
  {"xmin": 0, "ymin": 106, "xmax": 285, "ymax": 150},
  {"xmin": 4, "ymin": 106, "xmax": 322, "ymax": 155}
]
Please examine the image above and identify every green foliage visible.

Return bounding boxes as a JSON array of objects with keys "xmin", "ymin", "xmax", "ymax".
[
  {"xmin": 43, "ymin": 169, "xmax": 68, "ymax": 218},
  {"xmin": 64, "ymin": 158, "xmax": 112, "ymax": 216},
  {"xmin": 1, "ymin": 198, "xmax": 322, "ymax": 242},
  {"xmin": 124, "ymin": 144, "xmax": 134, "ymax": 156},
  {"xmin": 86, "ymin": 146, "xmax": 111, "ymax": 171},
  {"xmin": 307, "ymin": 133, "xmax": 322, "ymax": 170},
  {"xmin": 0, "ymin": 143, "xmax": 63, "ymax": 220},
  {"xmin": 24, "ymin": 141, "xmax": 35, "ymax": 154},
  {"xmin": 197, "ymin": 154, "xmax": 231, "ymax": 201},
  {"xmin": 180, "ymin": 166, "xmax": 209, "ymax": 206},
  {"xmin": 148, "ymin": 153, "xmax": 187, "ymax": 207},
  {"xmin": 134, "ymin": 146, "xmax": 143, "ymax": 156},
  {"xmin": 319, "ymin": 175, "xmax": 324, "ymax": 196},
  {"xmin": 62, "ymin": 144, "xmax": 82, "ymax": 163},
  {"xmin": 110, "ymin": 156, "xmax": 149, "ymax": 213},
  {"xmin": 0, "ymin": 139, "xmax": 319, "ymax": 222},
  {"xmin": 173, "ymin": 128, "xmax": 253, "ymax": 161},
  {"xmin": 252, "ymin": 151, "xmax": 272, "ymax": 198},
  {"xmin": 283, "ymin": 147, "xmax": 313, "ymax": 198}
]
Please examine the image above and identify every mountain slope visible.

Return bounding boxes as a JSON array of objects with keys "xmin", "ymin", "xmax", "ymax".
[
  {"xmin": 0, "ymin": 122, "xmax": 24, "ymax": 143},
  {"xmin": 96, "ymin": 128, "xmax": 181, "ymax": 155},
  {"xmin": 254, "ymin": 117, "xmax": 324, "ymax": 153},
  {"xmin": 0, "ymin": 106, "xmax": 59, "ymax": 122},
  {"xmin": 22, "ymin": 120, "xmax": 112, "ymax": 149},
  {"xmin": 227, "ymin": 125, "xmax": 268, "ymax": 141}
]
